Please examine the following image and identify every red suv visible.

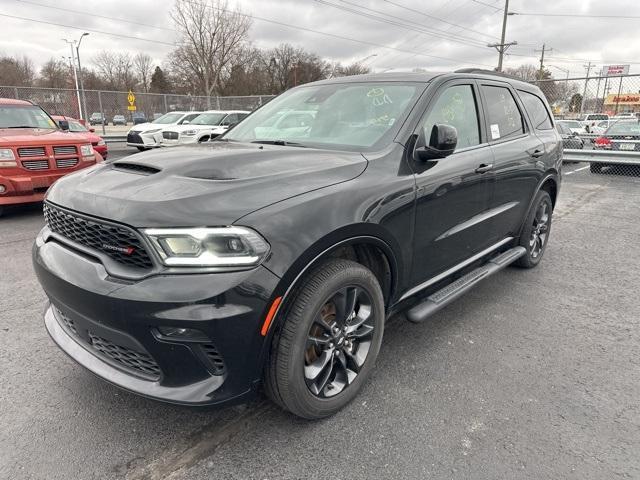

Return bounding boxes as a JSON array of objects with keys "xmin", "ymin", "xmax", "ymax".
[{"xmin": 0, "ymin": 99, "xmax": 101, "ymax": 216}]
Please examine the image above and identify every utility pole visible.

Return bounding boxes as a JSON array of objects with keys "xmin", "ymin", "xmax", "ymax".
[
  {"xmin": 579, "ymin": 62, "xmax": 593, "ymax": 115},
  {"xmin": 535, "ymin": 44, "xmax": 552, "ymax": 80},
  {"xmin": 487, "ymin": 0, "xmax": 516, "ymax": 72},
  {"xmin": 75, "ymin": 32, "xmax": 89, "ymax": 121},
  {"xmin": 63, "ymin": 39, "xmax": 82, "ymax": 119}
]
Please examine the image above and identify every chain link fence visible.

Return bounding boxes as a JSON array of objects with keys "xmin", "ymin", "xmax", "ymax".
[
  {"xmin": 0, "ymin": 85, "xmax": 275, "ymax": 130},
  {"xmin": 535, "ymin": 73, "xmax": 640, "ymax": 178}
]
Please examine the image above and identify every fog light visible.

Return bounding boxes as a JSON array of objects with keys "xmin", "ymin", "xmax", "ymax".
[
  {"xmin": 156, "ymin": 326, "xmax": 209, "ymax": 342},
  {"xmin": 0, "ymin": 184, "xmax": 5, "ymax": 194}
]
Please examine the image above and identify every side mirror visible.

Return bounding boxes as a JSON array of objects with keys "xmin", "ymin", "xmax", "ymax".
[
  {"xmin": 414, "ymin": 124, "xmax": 457, "ymax": 161},
  {"xmin": 58, "ymin": 120, "xmax": 69, "ymax": 131},
  {"xmin": 182, "ymin": 120, "xmax": 190, "ymax": 125}
]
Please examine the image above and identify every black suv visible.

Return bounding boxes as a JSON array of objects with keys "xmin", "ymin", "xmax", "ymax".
[{"xmin": 33, "ymin": 71, "xmax": 561, "ymax": 419}]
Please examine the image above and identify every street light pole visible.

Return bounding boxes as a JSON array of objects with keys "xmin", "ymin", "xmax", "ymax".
[
  {"xmin": 63, "ymin": 39, "xmax": 82, "ymax": 119},
  {"xmin": 75, "ymin": 32, "xmax": 89, "ymax": 121}
]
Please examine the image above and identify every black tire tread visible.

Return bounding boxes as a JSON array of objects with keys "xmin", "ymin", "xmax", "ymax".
[
  {"xmin": 264, "ymin": 258, "xmax": 383, "ymax": 419},
  {"xmin": 514, "ymin": 190, "xmax": 552, "ymax": 268}
]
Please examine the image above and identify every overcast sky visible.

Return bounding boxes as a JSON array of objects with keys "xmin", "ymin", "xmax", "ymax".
[{"xmin": 1, "ymin": 0, "xmax": 640, "ymax": 79}]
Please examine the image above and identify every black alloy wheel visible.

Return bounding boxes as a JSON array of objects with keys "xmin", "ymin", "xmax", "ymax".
[
  {"xmin": 514, "ymin": 190, "xmax": 553, "ymax": 268},
  {"xmin": 303, "ymin": 286, "xmax": 375, "ymax": 398},
  {"xmin": 264, "ymin": 258, "xmax": 384, "ymax": 419}
]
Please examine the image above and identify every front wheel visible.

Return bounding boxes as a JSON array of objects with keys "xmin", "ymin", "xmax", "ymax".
[
  {"xmin": 514, "ymin": 190, "xmax": 553, "ymax": 268},
  {"xmin": 264, "ymin": 259, "xmax": 385, "ymax": 419}
]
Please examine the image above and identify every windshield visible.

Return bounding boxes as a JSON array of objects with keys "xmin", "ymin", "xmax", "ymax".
[
  {"xmin": 0, "ymin": 105, "xmax": 58, "ymax": 129},
  {"xmin": 67, "ymin": 120, "xmax": 88, "ymax": 132},
  {"xmin": 152, "ymin": 112, "xmax": 184, "ymax": 124},
  {"xmin": 225, "ymin": 82, "xmax": 422, "ymax": 150},
  {"xmin": 606, "ymin": 121, "xmax": 640, "ymax": 135},
  {"xmin": 190, "ymin": 113, "xmax": 226, "ymax": 125}
]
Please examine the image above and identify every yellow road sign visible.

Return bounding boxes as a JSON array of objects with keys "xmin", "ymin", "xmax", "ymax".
[
  {"xmin": 127, "ymin": 105, "xmax": 137, "ymax": 111},
  {"xmin": 127, "ymin": 90, "xmax": 136, "ymax": 106}
]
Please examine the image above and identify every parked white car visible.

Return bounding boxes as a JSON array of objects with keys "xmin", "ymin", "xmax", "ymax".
[
  {"xmin": 556, "ymin": 120, "xmax": 586, "ymax": 135},
  {"xmin": 579, "ymin": 113, "xmax": 609, "ymax": 133},
  {"xmin": 126, "ymin": 111, "xmax": 202, "ymax": 150},
  {"xmin": 161, "ymin": 110, "xmax": 250, "ymax": 146}
]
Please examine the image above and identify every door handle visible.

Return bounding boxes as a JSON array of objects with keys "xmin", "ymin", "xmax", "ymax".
[
  {"xmin": 528, "ymin": 148, "xmax": 544, "ymax": 158},
  {"xmin": 475, "ymin": 163, "xmax": 493, "ymax": 173}
]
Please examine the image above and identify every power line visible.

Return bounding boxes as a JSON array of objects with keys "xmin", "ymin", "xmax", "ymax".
[
  {"xmin": 511, "ymin": 12, "xmax": 640, "ymax": 19},
  {"xmin": 13, "ymin": 0, "xmax": 176, "ymax": 32},
  {"xmin": 379, "ymin": 0, "xmax": 500, "ymax": 41},
  {"xmin": 315, "ymin": 0, "xmax": 490, "ymax": 49},
  {"xmin": 0, "ymin": 12, "xmax": 177, "ymax": 46},
  {"xmin": 470, "ymin": 0, "xmax": 503, "ymax": 11},
  {"xmin": 190, "ymin": 0, "xmax": 497, "ymax": 67}
]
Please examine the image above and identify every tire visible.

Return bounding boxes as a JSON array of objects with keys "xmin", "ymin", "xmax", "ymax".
[
  {"xmin": 198, "ymin": 136, "xmax": 210, "ymax": 143},
  {"xmin": 0, "ymin": 206, "xmax": 4, "ymax": 218},
  {"xmin": 264, "ymin": 258, "xmax": 385, "ymax": 419},
  {"xmin": 514, "ymin": 190, "xmax": 553, "ymax": 269},
  {"xmin": 136, "ymin": 147, "xmax": 148, "ymax": 152},
  {"xmin": 590, "ymin": 163, "xmax": 603, "ymax": 173}
]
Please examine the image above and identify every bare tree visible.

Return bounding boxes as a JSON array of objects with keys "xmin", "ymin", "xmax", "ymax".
[
  {"xmin": 0, "ymin": 55, "xmax": 35, "ymax": 86},
  {"xmin": 133, "ymin": 53, "xmax": 154, "ymax": 92},
  {"xmin": 38, "ymin": 58, "xmax": 70, "ymax": 89},
  {"xmin": 332, "ymin": 62, "xmax": 371, "ymax": 78},
  {"xmin": 93, "ymin": 51, "xmax": 137, "ymax": 91},
  {"xmin": 169, "ymin": 0, "xmax": 252, "ymax": 102}
]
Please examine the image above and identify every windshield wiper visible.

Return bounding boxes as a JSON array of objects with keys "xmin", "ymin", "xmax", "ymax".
[
  {"xmin": 251, "ymin": 140, "xmax": 307, "ymax": 147},
  {"xmin": 3, "ymin": 125, "xmax": 44, "ymax": 129}
]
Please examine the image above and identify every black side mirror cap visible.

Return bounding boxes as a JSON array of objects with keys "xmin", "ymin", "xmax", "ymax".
[
  {"xmin": 415, "ymin": 124, "xmax": 458, "ymax": 161},
  {"xmin": 58, "ymin": 120, "xmax": 69, "ymax": 131}
]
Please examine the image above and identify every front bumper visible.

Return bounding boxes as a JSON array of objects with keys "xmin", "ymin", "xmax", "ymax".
[
  {"xmin": 127, "ymin": 131, "xmax": 163, "ymax": 148},
  {"xmin": 0, "ymin": 168, "xmax": 91, "ymax": 206},
  {"xmin": 33, "ymin": 231, "xmax": 281, "ymax": 406},
  {"xmin": 161, "ymin": 135, "xmax": 199, "ymax": 146}
]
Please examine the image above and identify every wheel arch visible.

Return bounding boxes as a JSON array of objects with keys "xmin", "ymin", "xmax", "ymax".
[
  {"xmin": 517, "ymin": 171, "xmax": 559, "ymax": 239},
  {"xmin": 257, "ymin": 224, "xmax": 403, "ymax": 365}
]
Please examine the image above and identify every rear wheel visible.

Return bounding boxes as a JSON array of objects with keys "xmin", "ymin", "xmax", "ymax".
[
  {"xmin": 514, "ymin": 190, "xmax": 553, "ymax": 269},
  {"xmin": 264, "ymin": 259, "xmax": 385, "ymax": 419}
]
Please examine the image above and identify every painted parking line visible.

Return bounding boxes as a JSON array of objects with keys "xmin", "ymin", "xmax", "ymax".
[{"xmin": 565, "ymin": 165, "xmax": 590, "ymax": 175}]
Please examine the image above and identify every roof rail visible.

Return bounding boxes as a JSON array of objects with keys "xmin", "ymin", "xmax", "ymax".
[{"xmin": 454, "ymin": 68, "xmax": 523, "ymax": 81}]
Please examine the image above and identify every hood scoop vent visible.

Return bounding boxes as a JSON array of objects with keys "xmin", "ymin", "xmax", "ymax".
[{"xmin": 112, "ymin": 162, "xmax": 161, "ymax": 175}]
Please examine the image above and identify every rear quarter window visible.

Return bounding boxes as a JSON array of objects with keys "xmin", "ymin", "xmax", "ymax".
[{"xmin": 518, "ymin": 90, "xmax": 554, "ymax": 130}]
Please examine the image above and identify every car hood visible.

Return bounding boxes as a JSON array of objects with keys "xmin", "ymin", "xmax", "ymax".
[
  {"xmin": 46, "ymin": 142, "xmax": 368, "ymax": 227},
  {"xmin": 0, "ymin": 128, "xmax": 89, "ymax": 144},
  {"xmin": 129, "ymin": 123, "xmax": 160, "ymax": 132},
  {"xmin": 164, "ymin": 124, "xmax": 216, "ymax": 133}
]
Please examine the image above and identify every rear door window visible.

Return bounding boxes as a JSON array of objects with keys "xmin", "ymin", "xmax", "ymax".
[
  {"xmin": 518, "ymin": 90, "xmax": 553, "ymax": 130},
  {"xmin": 480, "ymin": 85, "xmax": 524, "ymax": 141}
]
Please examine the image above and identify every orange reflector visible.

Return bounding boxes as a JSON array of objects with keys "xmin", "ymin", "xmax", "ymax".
[{"xmin": 260, "ymin": 296, "xmax": 282, "ymax": 336}]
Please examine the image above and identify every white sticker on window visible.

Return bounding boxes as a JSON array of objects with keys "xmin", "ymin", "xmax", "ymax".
[{"xmin": 490, "ymin": 124, "xmax": 501, "ymax": 139}]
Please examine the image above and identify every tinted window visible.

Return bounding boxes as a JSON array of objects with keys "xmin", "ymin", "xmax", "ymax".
[
  {"xmin": 422, "ymin": 85, "xmax": 480, "ymax": 150},
  {"xmin": 225, "ymin": 83, "xmax": 421, "ymax": 151},
  {"xmin": 519, "ymin": 91, "xmax": 553, "ymax": 130},
  {"xmin": 221, "ymin": 113, "xmax": 239, "ymax": 126},
  {"xmin": 481, "ymin": 85, "xmax": 524, "ymax": 141},
  {"xmin": 180, "ymin": 113, "xmax": 200, "ymax": 124}
]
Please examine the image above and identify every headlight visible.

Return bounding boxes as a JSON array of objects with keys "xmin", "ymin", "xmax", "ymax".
[
  {"xmin": 80, "ymin": 144, "xmax": 95, "ymax": 161},
  {"xmin": 145, "ymin": 128, "xmax": 162, "ymax": 134},
  {"xmin": 182, "ymin": 129, "xmax": 197, "ymax": 136},
  {"xmin": 0, "ymin": 148, "xmax": 16, "ymax": 161},
  {"xmin": 144, "ymin": 227, "xmax": 270, "ymax": 267}
]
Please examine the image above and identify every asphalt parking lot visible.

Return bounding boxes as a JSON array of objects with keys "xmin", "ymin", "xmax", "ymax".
[{"xmin": 1, "ymin": 163, "xmax": 639, "ymax": 480}]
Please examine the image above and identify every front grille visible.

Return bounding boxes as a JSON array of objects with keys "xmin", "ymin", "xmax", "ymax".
[
  {"xmin": 113, "ymin": 163, "xmax": 160, "ymax": 175},
  {"xmin": 54, "ymin": 307, "xmax": 160, "ymax": 381},
  {"xmin": 88, "ymin": 332, "xmax": 161, "ymax": 379},
  {"xmin": 53, "ymin": 145, "xmax": 77, "ymax": 155},
  {"xmin": 18, "ymin": 147, "xmax": 46, "ymax": 157},
  {"xmin": 127, "ymin": 132, "xmax": 143, "ymax": 144},
  {"xmin": 56, "ymin": 158, "xmax": 79, "ymax": 169},
  {"xmin": 22, "ymin": 160, "xmax": 49, "ymax": 170},
  {"xmin": 56, "ymin": 308, "xmax": 78, "ymax": 335},
  {"xmin": 43, "ymin": 203, "xmax": 154, "ymax": 270},
  {"xmin": 162, "ymin": 131, "xmax": 179, "ymax": 140},
  {"xmin": 201, "ymin": 344, "xmax": 226, "ymax": 375}
]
